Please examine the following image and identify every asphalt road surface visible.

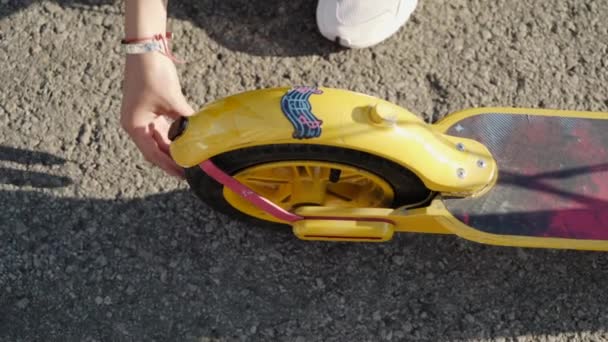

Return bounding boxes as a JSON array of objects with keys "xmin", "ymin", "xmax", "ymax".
[{"xmin": 3, "ymin": 0, "xmax": 608, "ymax": 341}]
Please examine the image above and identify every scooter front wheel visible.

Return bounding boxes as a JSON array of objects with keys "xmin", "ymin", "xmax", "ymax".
[{"xmin": 185, "ymin": 144, "xmax": 433, "ymax": 227}]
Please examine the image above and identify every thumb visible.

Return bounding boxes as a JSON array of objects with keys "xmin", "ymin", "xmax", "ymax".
[
  {"xmin": 166, "ymin": 92, "xmax": 196, "ymax": 119},
  {"xmin": 174, "ymin": 92, "xmax": 196, "ymax": 117}
]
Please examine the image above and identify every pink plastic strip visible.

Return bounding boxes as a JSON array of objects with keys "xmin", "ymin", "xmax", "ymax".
[{"xmin": 199, "ymin": 160, "xmax": 304, "ymax": 222}]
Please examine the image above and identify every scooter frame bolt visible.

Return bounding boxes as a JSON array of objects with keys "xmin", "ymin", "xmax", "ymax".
[{"xmin": 457, "ymin": 168, "xmax": 466, "ymax": 179}]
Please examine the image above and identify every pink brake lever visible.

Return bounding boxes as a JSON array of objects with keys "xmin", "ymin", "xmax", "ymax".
[{"xmin": 199, "ymin": 160, "xmax": 304, "ymax": 223}]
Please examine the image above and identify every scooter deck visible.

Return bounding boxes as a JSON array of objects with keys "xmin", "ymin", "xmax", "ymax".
[{"xmin": 436, "ymin": 108, "xmax": 608, "ymax": 250}]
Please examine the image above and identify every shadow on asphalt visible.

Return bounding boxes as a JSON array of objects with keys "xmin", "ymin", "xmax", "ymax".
[
  {"xmin": 1, "ymin": 0, "xmax": 341, "ymax": 57},
  {"xmin": 168, "ymin": 0, "xmax": 342, "ymax": 57},
  {"xmin": 0, "ymin": 146, "xmax": 72, "ymax": 188},
  {"xmin": 3, "ymin": 147, "xmax": 608, "ymax": 341}
]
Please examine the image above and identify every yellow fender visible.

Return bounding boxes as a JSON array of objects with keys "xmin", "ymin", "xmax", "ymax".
[{"xmin": 169, "ymin": 87, "xmax": 497, "ymax": 195}]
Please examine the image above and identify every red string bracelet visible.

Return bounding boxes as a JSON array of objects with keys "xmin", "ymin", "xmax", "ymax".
[{"xmin": 121, "ymin": 32, "xmax": 173, "ymax": 44}]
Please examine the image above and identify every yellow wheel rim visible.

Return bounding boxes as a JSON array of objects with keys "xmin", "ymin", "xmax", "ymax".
[{"xmin": 223, "ymin": 161, "xmax": 395, "ymax": 223}]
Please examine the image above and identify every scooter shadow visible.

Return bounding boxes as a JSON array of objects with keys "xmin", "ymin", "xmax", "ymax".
[{"xmin": 2, "ymin": 147, "xmax": 608, "ymax": 341}]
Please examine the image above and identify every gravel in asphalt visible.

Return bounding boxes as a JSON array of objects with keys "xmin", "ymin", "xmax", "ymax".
[{"xmin": 3, "ymin": 0, "xmax": 608, "ymax": 341}]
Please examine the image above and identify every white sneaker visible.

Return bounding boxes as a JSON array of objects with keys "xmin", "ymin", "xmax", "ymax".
[{"xmin": 316, "ymin": 0, "xmax": 418, "ymax": 48}]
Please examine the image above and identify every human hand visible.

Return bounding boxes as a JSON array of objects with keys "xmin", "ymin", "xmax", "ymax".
[{"xmin": 120, "ymin": 52, "xmax": 194, "ymax": 178}]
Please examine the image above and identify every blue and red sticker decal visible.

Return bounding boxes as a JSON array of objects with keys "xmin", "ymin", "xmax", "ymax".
[{"xmin": 280, "ymin": 86, "xmax": 324, "ymax": 139}]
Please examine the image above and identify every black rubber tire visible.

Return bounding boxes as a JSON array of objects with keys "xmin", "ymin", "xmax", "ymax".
[{"xmin": 185, "ymin": 144, "xmax": 433, "ymax": 228}]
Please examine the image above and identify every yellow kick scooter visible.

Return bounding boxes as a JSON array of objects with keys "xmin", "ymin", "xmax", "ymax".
[{"xmin": 168, "ymin": 86, "xmax": 608, "ymax": 251}]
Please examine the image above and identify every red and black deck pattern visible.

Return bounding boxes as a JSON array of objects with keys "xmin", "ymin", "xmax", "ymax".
[{"xmin": 443, "ymin": 112, "xmax": 608, "ymax": 240}]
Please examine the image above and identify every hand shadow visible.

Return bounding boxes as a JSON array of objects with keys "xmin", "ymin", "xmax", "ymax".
[
  {"xmin": 3, "ymin": 149, "xmax": 608, "ymax": 341},
  {"xmin": 0, "ymin": 146, "xmax": 72, "ymax": 188}
]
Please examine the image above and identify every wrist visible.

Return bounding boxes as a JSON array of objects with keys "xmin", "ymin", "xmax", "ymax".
[
  {"xmin": 125, "ymin": 53, "xmax": 171, "ymax": 75},
  {"xmin": 124, "ymin": 0, "xmax": 167, "ymax": 38}
]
